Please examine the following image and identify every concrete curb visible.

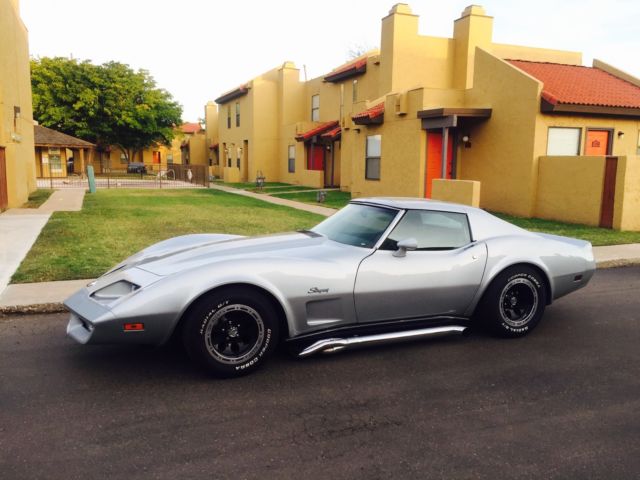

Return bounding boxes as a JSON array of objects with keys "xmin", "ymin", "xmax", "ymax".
[
  {"xmin": 0, "ymin": 302, "xmax": 67, "ymax": 317},
  {"xmin": 595, "ymin": 258, "xmax": 640, "ymax": 269}
]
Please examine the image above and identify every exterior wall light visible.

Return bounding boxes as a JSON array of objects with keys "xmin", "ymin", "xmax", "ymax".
[
  {"xmin": 617, "ymin": 131, "xmax": 625, "ymax": 139},
  {"xmin": 462, "ymin": 134, "xmax": 472, "ymax": 148}
]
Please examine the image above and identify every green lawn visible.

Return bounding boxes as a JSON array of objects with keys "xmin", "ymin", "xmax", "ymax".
[
  {"xmin": 213, "ymin": 181, "xmax": 291, "ymax": 189},
  {"xmin": 259, "ymin": 185, "xmax": 317, "ymax": 193},
  {"xmin": 12, "ymin": 189, "xmax": 323, "ymax": 283},
  {"xmin": 22, "ymin": 189, "xmax": 54, "ymax": 208},
  {"xmin": 213, "ymin": 180, "xmax": 316, "ymax": 194},
  {"xmin": 271, "ymin": 190, "xmax": 352, "ymax": 209},
  {"xmin": 494, "ymin": 213, "xmax": 640, "ymax": 246}
]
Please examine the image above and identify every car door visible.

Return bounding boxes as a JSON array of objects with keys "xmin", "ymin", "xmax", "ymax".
[{"xmin": 354, "ymin": 209, "xmax": 487, "ymax": 323}]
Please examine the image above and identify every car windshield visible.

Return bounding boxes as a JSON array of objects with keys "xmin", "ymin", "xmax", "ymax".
[{"xmin": 311, "ymin": 203, "xmax": 398, "ymax": 248}]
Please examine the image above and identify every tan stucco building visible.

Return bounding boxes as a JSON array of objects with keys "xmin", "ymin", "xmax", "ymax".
[
  {"xmin": 0, "ymin": 0, "xmax": 36, "ymax": 210},
  {"xmin": 34, "ymin": 125, "xmax": 95, "ymax": 178},
  {"xmin": 97, "ymin": 122, "xmax": 208, "ymax": 173},
  {"xmin": 213, "ymin": 3, "xmax": 640, "ymax": 230}
]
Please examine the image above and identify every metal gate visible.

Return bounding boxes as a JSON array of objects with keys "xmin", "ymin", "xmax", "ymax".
[{"xmin": 37, "ymin": 163, "xmax": 208, "ymax": 189}]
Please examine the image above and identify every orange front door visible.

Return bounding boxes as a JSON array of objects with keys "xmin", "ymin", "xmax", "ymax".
[
  {"xmin": 585, "ymin": 130, "xmax": 610, "ymax": 156},
  {"xmin": 152, "ymin": 151, "xmax": 161, "ymax": 164},
  {"xmin": 425, "ymin": 131, "xmax": 453, "ymax": 198}
]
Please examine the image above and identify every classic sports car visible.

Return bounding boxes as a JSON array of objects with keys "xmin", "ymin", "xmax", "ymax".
[{"xmin": 65, "ymin": 198, "xmax": 596, "ymax": 377}]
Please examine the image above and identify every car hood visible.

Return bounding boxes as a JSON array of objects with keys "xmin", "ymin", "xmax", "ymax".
[{"xmin": 119, "ymin": 231, "xmax": 354, "ymax": 277}]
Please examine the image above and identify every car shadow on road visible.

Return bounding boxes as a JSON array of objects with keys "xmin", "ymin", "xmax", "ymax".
[{"xmin": 62, "ymin": 326, "xmax": 488, "ymax": 385}]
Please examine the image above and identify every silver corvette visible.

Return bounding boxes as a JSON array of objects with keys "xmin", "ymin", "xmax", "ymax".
[{"xmin": 65, "ymin": 198, "xmax": 595, "ymax": 377}]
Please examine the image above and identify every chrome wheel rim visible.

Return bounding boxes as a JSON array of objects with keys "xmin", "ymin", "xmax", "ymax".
[
  {"xmin": 204, "ymin": 304, "xmax": 265, "ymax": 365},
  {"xmin": 499, "ymin": 278, "xmax": 538, "ymax": 328}
]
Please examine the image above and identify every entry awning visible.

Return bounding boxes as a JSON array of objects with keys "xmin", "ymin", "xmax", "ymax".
[
  {"xmin": 214, "ymin": 84, "xmax": 250, "ymax": 104},
  {"xmin": 324, "ymin": 58, "xmax": 367, "ymax": 83},
  {"xmin": 352, "ymin": 102, "xmax": 384, "ymax": 125},
  {"xmin": 295, "ymin": 120, "xmax": 339, "ymax": 142},
  {"xmin": 418, "ymin": 108, "xmax": 492, "ymax": 129},
  {"xmin": 321, "ymin": 125, "xmax": 342, "ymax": 141}
]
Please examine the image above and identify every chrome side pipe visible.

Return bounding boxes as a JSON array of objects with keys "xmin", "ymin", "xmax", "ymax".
[{"xmin": 298, "ymin": 325, "xmax": 468, "ymax": 358}]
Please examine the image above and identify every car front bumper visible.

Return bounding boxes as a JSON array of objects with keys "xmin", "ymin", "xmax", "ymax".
[{"xmin": 64, "ymin": 287, "xmax": 172, "ymax": 346}]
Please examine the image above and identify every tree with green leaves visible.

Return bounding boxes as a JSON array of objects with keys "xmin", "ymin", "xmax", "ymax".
[{"xmin": 31, "ymin": 57, "xmax": 183, "ymax": 162}]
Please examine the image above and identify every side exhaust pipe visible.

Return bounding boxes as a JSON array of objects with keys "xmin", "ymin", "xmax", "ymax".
[{"xmin": 298, "ymin": 325, "xmax": 467, "ymax": 358}]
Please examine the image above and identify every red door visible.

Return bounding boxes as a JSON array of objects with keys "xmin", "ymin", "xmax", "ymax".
[
  {"xmin": 152, "ymin": 151, "xmax": 161, "ymax": 164},
  {"xmin": 0, "ymin": 148, "xmax": 8, "ymax": 210},
  {"xmin": 425, "ymin": 131, "xmax": 453, "ymax": 198},
  {"xmin": 585, "ymin": 130, "xmax": 610, "ymax": 156},
  {"xmin": 308, "ymin": 144, "xmax": 324, "ymax": 171}
]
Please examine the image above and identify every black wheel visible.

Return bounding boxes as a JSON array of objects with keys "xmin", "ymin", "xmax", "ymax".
[
  {"xmin": 182, "ymin": 288, "xmax": 279, "ymax": 378},
  {"xmin": 477, "ymin": 266, "xmax": 547, "ymax": 337}
]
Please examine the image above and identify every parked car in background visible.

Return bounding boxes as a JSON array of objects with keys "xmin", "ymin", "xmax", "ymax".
[
  {"xmin": 127, "ymin": 162, "xmax": 147, "ymax": 174},
  {"xmin": 64, "ymin": 198, "xmax": 596, "ymax": 378}
]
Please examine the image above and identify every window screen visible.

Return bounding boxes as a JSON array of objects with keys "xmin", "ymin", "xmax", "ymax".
[
  {"xmin": 547, "ymin": 127, "xmax": 581, "ymax": 155},
  {"xmin": 288, "ymin": 145, "xmax": 295, "ymax": 173},
  {"xmin": 365, "ymin": 135, "xmax": 381, "ymax": 180}
]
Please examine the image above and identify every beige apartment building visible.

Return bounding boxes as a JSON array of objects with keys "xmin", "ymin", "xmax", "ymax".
[
  {"xmin": 0, "ymin": 0, "xmax": 36, "ymax": 209},
  {"xmin": 213, "ymin": 3, "xmax": 640, "ymax": 229}
]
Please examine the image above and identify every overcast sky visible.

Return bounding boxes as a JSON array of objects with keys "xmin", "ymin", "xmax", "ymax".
[{"xmin": 20, "ymin": 0, "xmax": 640, "ymax": 122}]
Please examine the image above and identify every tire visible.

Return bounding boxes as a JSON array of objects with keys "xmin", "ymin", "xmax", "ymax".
[
  {"xmin": 182, "ymin": 288, "xmax": 279, "ymax": 378},
  {"xmin": 477, "ymin": 266, "xmax": 547, "ymax": 338}
]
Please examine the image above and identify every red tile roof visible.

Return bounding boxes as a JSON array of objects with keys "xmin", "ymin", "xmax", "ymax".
[
  {"xmin": 180, "ymin": 122, "xmax": 202, "ymax": 134},
  {"xmin": 295, "ymin": 121, "xmax": 339, "ymax": 142},
  {"xmin": 321, "ymin": 125, "xmax": 342, "ymax": 141},
  {"xmin": 215, "ymin": 84, "xmax": 249, "ymax": 104},
  {"xmin": 352, "ymin": 102, "xmax": 385, "ymax": 124},
  {"xmin": 508, "ymin": 60, "xmax": 640, "ymax": 109},
  {"xmin": 324, "ymin": 58, "xmax": 367, "ymax": 83}
]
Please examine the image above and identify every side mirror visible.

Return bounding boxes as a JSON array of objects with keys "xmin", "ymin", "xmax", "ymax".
[{"xmin": 393, "ymin": 237, "xmax": 418, "ymax": 257}]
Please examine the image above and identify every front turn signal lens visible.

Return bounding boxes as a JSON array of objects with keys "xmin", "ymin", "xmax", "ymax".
[{"xmin": 124, "ymin": 323, "xmax": 144, "ymax": 332}]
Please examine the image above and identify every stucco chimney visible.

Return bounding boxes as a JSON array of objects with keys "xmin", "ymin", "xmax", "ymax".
[
  {"xmin": 453, "ymin": 5, "xmax": 493, "ymax": 89},
  {"xmin": 379, "ymin": 3, "xmax": 420, "ymax": 93}
]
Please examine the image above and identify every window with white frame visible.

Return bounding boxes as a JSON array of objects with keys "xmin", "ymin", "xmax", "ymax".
[
  {"xmin": 167, "ymin": 153, "xmax": 174, "ymax": 164},
  {"xmin": 352, "ymin": 79, "xmax": 358, "ymax": 103},
  {"xmin": 235, "ymin": 102, "xmax": 240, "ymax": 127},
  {"xmin": 227, "ymin": 105, "xmax": 231, "ymax": 129},
  {"xmin": 311, "ymin": 94, "xmax": 320, "ymax": 121},
  {"xmin": 49, "ymin": 148, "xmax": 62, "ymax": 172},
  {"xmin": 547, "ymin": 127, "xmax": 581, "ymax": 155},
  {"xmin": 365, "ymin": 135, "xmax": 381, "ymax": 180},
  {"xmin": 288, "ymin": 145, "xmax": 295, "ymax": 173},
  {"xmin": 120, "ymin": 152, "xmax": 127, "ymax": 164}
]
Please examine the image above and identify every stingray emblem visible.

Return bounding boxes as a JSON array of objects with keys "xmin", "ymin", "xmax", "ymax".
[{"xmin": 308, "ymin": 287, "xmax": 329, "ymax": 294}]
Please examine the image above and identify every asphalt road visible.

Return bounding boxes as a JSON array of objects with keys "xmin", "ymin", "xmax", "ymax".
[{"xmin": 1, "ymin": 267, "xmax": 639, "ymax": 480}]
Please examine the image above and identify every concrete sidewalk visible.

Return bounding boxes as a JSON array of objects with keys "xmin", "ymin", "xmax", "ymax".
[
  {"xmin": 210, "ymin": 183, "xmax": 337, "ymax": 216},
  {"xmin": 0, "ymin": 189, "xmax": 85, "ymax": 295}
]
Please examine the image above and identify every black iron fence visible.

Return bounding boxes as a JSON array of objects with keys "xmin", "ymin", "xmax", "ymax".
[{"xmin": 37, "ymin": 163, "xmax": 208, "ymax": 189}]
